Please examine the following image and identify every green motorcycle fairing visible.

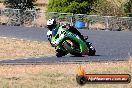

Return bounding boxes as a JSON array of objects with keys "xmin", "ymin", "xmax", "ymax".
[{"xmin": 51, "ymin": 26, "xmax": 89, "ymax": 55}]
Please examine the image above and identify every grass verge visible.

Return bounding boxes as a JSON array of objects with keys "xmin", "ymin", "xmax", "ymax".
[
  {"xmin": 0, "ymin": 37, "xmax": 55, "ymax": 59},
  {"xmin": 0, "ymin": 61, "xmax": 131, "ymax": 88}
]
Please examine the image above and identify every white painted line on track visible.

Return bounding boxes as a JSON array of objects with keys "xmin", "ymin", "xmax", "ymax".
[
  {"xmin": 12, "ymin": 38, "xmax": 17, "ymax": 40},
  {"xmin": 33, "ymin": 41, "xmax": 38, "ymax": 43},
  {"xmin": 0, "ymin": 36, "xmax": 40, "ymax": 43},
  {"xmin": 35, "ymin": 57, "xmax": 41, "ymax": 58},
  {"xmin": 10, "ymin": 59, "xmax": 15, "ymax": 60},
  {"xmin": 20, "ymin": 39, "xmax": 24, "ymax": 41},
  {"xmin": 1, "ymin": 37, "xmax": 7, "ymax": 39},
  {"xmin": 23, "ymin": 58, "xmax": 29, "ymax": 59}
]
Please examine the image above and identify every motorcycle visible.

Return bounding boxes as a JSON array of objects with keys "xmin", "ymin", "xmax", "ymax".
[{"xmin": 47, "ymin": 25, "xmax": 96, "ymax": 57}]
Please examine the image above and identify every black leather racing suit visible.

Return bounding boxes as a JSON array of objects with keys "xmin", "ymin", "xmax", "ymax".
[{"xmin": 68, "ymin": 26, "xmax": 85, "ymax": 42}]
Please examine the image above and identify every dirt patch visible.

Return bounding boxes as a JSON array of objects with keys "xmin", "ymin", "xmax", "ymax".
[{"xmin": 0, "ymin": 37, "xmax": 55, "ymax": 59}]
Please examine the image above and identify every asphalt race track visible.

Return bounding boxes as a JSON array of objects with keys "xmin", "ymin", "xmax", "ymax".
[{"xmin": 0, "ymin": 25, "xmax": 132, "ymax": 64}]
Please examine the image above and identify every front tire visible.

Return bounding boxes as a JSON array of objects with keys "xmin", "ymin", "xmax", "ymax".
[
  {"xmin": 56, "ymin": 52, "xmax": 63, "ymax": 57},
  {"xmin": 86, "ymin": 42, "xmax": 96, "ymax": 56},
  {"xmin": 56, "ymin": 48, "xmax": 68, "ymax": 57},
  {"xmin": 63, "ymin": 41, "xmax": 81, "ymax": 56}
]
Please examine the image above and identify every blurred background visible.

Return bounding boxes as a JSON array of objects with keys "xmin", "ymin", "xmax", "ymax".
[{"xmin": 0, "ymin": 0, "xmax": 131, "ymax": 31}]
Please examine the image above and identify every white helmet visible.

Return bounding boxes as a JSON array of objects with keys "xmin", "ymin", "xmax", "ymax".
[{"xmin": 47, "ymin": 19, "xmax": 56, "ymax": 31}]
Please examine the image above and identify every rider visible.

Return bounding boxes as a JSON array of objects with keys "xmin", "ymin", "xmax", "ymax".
[
  {"xmin": 46, "ymin": 18, "xmax": 86, "ymax": 43},
  {"xmin": 46, "ymin": 18, "xmax": 88, "ymax": 57}
]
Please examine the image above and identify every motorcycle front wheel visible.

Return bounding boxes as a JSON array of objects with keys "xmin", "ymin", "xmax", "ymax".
[{"xmin": 63, "ymin": 40, "xmax": 82, "ymax": 56}]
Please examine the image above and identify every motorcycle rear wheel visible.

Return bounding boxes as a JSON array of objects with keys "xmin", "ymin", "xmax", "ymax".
[{"xmin": 86, "ymin": 42, "xmax": 96, "ymax": 56}]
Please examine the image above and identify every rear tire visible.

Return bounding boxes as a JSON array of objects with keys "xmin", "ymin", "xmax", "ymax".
[
  {"xmin": 89, "ymin": 49, "xmax": 96, "ymax": 56},
  {"xmin": 86, "ymin": 42, "xmax": 96, "ymax": 56}
]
